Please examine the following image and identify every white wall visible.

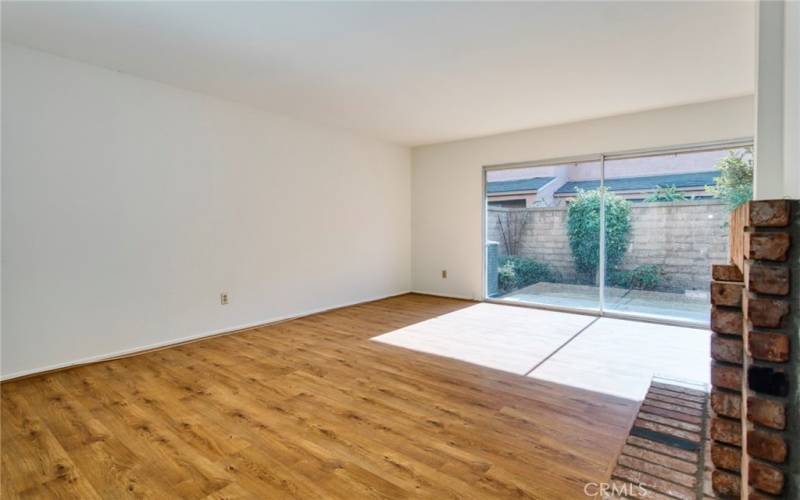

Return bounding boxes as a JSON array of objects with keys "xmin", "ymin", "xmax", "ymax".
[
  {"xmin": 1, "ymin": 45, "xmax": 411, "ymax": 379},
  {"xmin": 753, "ymin": 0, "xmax": 800, "ymax": 199},
  {"xmin": 411, "ymin": 96, "xmax": 754, "ymax": 299}
]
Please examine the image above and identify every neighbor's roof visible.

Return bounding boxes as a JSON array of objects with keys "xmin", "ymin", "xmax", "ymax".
[
  {"xmin": 555, "ymin": 170, "xmax": 719, "ymax": 195},
  {"xmin": 486, "ymin": 177, "xmax": 556, "ymax": 194}
]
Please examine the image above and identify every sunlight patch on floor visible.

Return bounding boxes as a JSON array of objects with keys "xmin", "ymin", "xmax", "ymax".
[
  {"xmin": 371, "ymin": 303, "xmax": 709, "ymax": 400},
  {"xmin": 529, "ymin": 317, "xmax": 709, "ymax": 400},
  {"xmin": 372, "ymin": 303, "xmax": 594, "ymax": 374}
]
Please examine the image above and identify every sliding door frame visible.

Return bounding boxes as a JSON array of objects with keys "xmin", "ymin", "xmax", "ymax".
[{"xmin": 481, "ymin": 137, "xmax": 753, "ymax": 329}]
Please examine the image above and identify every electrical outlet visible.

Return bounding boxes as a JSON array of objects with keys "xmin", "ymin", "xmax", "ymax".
[
  {"xmin": 442, "ymin": 270, "xmax": 447, "ymax": 279},
  {"xmin": 220, "ymin": 292, "xmax": 229, "ymax": 305}
]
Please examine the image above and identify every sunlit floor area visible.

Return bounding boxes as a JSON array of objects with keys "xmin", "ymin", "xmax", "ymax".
[
  {"xmin": 499, "ymin": 282, "xmax": 711, "ymax": 324},
  {"xmin": 373, "ymin": 302, "xmax": 709, "ymax": 400}
]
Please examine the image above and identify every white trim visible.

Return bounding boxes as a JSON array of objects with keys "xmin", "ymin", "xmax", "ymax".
[
  {"xmin": 598, "ymin": 154, "xmax": 606, "ymax": 312},
  {"xmin": 483, "ymin": 137, "xmax": 752, "ymax": 171},
  {"xmin": 1, "ymin": 290, "xmax": 411, "ymax": 381},
  {"xmin": 410, "ymin": 290, "xmax": 478, "ymax": 301},
  {"xmin": 487, "ymin": 190, "xmax": 537, "ymax": 197}
]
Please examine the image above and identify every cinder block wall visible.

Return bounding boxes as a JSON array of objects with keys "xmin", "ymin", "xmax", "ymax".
[
  {"xmin": 488, "ymin": 200, "xmax": 728, "ymax": 290},
  {"xmin": 709, "ymin": 200, "xmax": 797, "ymax": 498}
]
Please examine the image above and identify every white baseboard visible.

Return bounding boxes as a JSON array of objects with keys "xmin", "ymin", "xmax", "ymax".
[
  {"xmin": 1, "ymin": 290, "xmax": 411, "ymax": 382},
  {"xmin": 410, "ymin": 289, "xmax": 481, "ymax": 301}
]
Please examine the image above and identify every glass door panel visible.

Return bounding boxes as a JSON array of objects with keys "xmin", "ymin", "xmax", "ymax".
[
  {"xmin": 485, "ymin": 159, "xmax": 602, "ymax": 312},
  {"xmin": 601, "ymin": 147, "xmax": 751, "ymax": 323}
]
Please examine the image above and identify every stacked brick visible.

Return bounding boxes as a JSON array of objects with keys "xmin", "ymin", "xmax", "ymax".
[
  {"xmin": 709, "ymin": 258, "xmax": 746, "ymax": 498},
  {"xmin": 709, "ymin": 200, "xmax": 795, "ymax": 499},
  {"xmin": 610, "ymin": 378, "xmax": 708, "ymax": 499}
]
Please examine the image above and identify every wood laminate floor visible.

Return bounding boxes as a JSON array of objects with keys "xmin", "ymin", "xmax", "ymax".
[{"xmin": 2, "ymin": 294, "xmax": 642, "ymax": 499}]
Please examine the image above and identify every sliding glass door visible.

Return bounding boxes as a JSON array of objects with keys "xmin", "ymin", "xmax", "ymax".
[
  {"xmin": 485, "ymin": 158, "xmax": 602, "ymax": 313},
  {"xmin": 484, "ymin": 142, "xmax": 752, "ymax": 325}
]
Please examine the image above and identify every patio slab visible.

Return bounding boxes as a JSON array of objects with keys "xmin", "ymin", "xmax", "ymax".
[{"xmin": 502, "ymin": 281, "xmax": 710, "ymax": 323}]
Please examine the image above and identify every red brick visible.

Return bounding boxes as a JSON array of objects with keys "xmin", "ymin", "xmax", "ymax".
[
  {"xmin": 711, "ymin": 334, "xmax": 743, "ymax": 364},
  {"xmin": 626, "ymin": 436, "xmax": 698, "ymax": 463},
  {"xmin": 637, "ymin": 412, "xmax": 701, "ymax": 433},
  {"xmin": 710, "ymin": 390, "xmax": 741, "ymax": 419},
  {"xmin": 617, "ymin": 455, "xmax": 696, "ymax": 487},
  {"xmin": 747, "ymin": 232, "xmax": 791, "ymax": 261},
  {"xmin": 644, "ymin": 392, "xmax": 704, "ymax": 410},
  {"xmin": 710, "ymin": 417, "xmax": 742, "ymax": 446},
  {"xmin": 710, "ymin": 442, "xmax": 741, "ymax": 472},
  {"xmin": 647, "ymin": 386, "xmax": 705, "ymax": 404},
  {"xmin": 639, "ymin": 404, "xmax": 703, "ymax": 425},
  {"xmin": 748, "ymin": 264, "xmax": 790, "ymax": 295},
  {"xmin": 749, "ymin": 460, "xmax": 784, "ymax": 495},
  {"xmin": 749, "ymin": 492, "xmax": 779, "ymax": 500},
  {"xmin": 748, "ymin": 298, "xmax": 790, "ymax": 328},
  {"xmin": 749, "ymin": 331, "xmax": 790, "ymax": 362},
  {"xmin": 711, "ymin": 282, "xmax": 743, "ymax": 306},
  {"xmin": 747, "ymin": 430, "xmax": 788, "ymax": 463},
  {"xmin": 640, "ymin": 398, "xmax": 703, "ymax": 417},
  {"xmin": 712, "ymin": 264, "xmax": 744, "ymax": 282},
  {"xmin": 613, "ymin": 465, "xmax": 696, "ymax": 500},
  {"xmin": 650, "ymin": 381, "xmax": 707, "ymax": 397},
  {"xmin": 634, "ymin": 419, "xmax": 701, "ymax": 443},
  {"xmin": 749, "ymin": 200, "xmax": 790, "ymax": 227},
  {"xmin": 711, "ymin": 363, "xmax": 742, "ymax": 391},
  {"xmin": 712, "ymin": 469, "xmax": 741, "ymax": 497},
  {"xmin": 747, "ymin": 397, "xmax": 786, "ymax": 430},
  {"xmin": 620, "ymin": 444, "xmax": 697, "ymax": 475},
  {"xmin": 711, "ymin": 306, "xmax": 743, "ymax": 335}
]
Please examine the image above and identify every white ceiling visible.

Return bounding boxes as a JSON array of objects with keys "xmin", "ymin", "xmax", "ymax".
[{"xmin": 2, "ymin": 1, "xmax": 755, "ymax": 146}]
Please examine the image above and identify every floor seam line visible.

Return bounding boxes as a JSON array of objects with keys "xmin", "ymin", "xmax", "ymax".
[{"xmin": 522, "ymin": 316, "xmax": 600, "ymax": 377}]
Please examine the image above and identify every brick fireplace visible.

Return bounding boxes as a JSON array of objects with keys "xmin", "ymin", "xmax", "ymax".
[{"xmin": 709, "ymin": 200, "xmax": 798, "ymax": 498}]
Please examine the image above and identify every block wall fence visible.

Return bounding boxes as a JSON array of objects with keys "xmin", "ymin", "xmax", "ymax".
[
  {"xmin": 709, "ymin": 199, "xmax": 799, "ymax": 498},
  {"xmin": 488, "ymin": 200, "xmax": 728, "ymax": 291}
]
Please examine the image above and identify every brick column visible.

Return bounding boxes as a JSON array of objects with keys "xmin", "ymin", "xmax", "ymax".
[
  {"xmin": 710, "ymin": 262, "xmax": 746, "ymax": 498},
  {"xmin": 709, "ymin": 200, "xmax": 796, "ymax": 499},
  {"xmin": 743, "ymin": 200, "xmax": 793, "ymax": 498}
]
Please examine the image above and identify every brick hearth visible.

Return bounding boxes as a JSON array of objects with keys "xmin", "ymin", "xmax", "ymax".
[{"xmin": 609, "ymin": 377, "xmax": 708, "ymax": 499}]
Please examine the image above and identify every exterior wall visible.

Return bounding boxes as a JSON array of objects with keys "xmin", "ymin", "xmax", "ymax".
[{"xmin": 488, "ymin": 200, "xmax": 728, "ymax": 290}]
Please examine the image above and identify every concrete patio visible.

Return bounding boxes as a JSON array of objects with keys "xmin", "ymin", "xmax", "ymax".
[{"xmin": 501, "ymin": 281, "xmax": 710, "ymax": 323}]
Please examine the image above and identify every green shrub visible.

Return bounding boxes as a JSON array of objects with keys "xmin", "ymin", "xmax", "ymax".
[
  {"xmin": 498, "ymin": 260, "xmax": 517, "ymax": 292},
  {"xmin": 645, "ymin": 185, "xmax": 688, "ymax": 202},
  {"xmin": 498, "ymin": 256, "xmax": 559, "ymax": 292},
  {"xmin": 705, "ymin": 148, "xmax": 753, "ymax": 210},
  {"xmin": 608, "ymin": 264, "xmax": 663, "ymax": 290},
  {"xmin": 566, "ymin": 189, "xmax": 631, "ymax": 284}
]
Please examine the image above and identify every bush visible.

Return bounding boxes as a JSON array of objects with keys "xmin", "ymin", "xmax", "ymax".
[
  {"xmin": 705, "ymin": 148, "xmax": 753, "ymax": 210},
  {"xmin": 498, "ymin": 260, "xmax": 517, "ymax": 292},
  {"xmin": 567, "ymin": 189, "xmax": 632, "ymax": 284},
  {"xmin": 498, "ymin": 256, "xmax": 559, "ymax": 292},
  {"xmin": 608, "ymin": 264, "xmax": 663, "ymax": 290},
  {"xmin": 645, "ymin": 185, "xmax": 688, "ymax": 202}
]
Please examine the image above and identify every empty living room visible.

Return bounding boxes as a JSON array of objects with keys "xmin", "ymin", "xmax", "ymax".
[{"xmin": 2, "ymin": 1, "xmax": 798, "ymax": 499}]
